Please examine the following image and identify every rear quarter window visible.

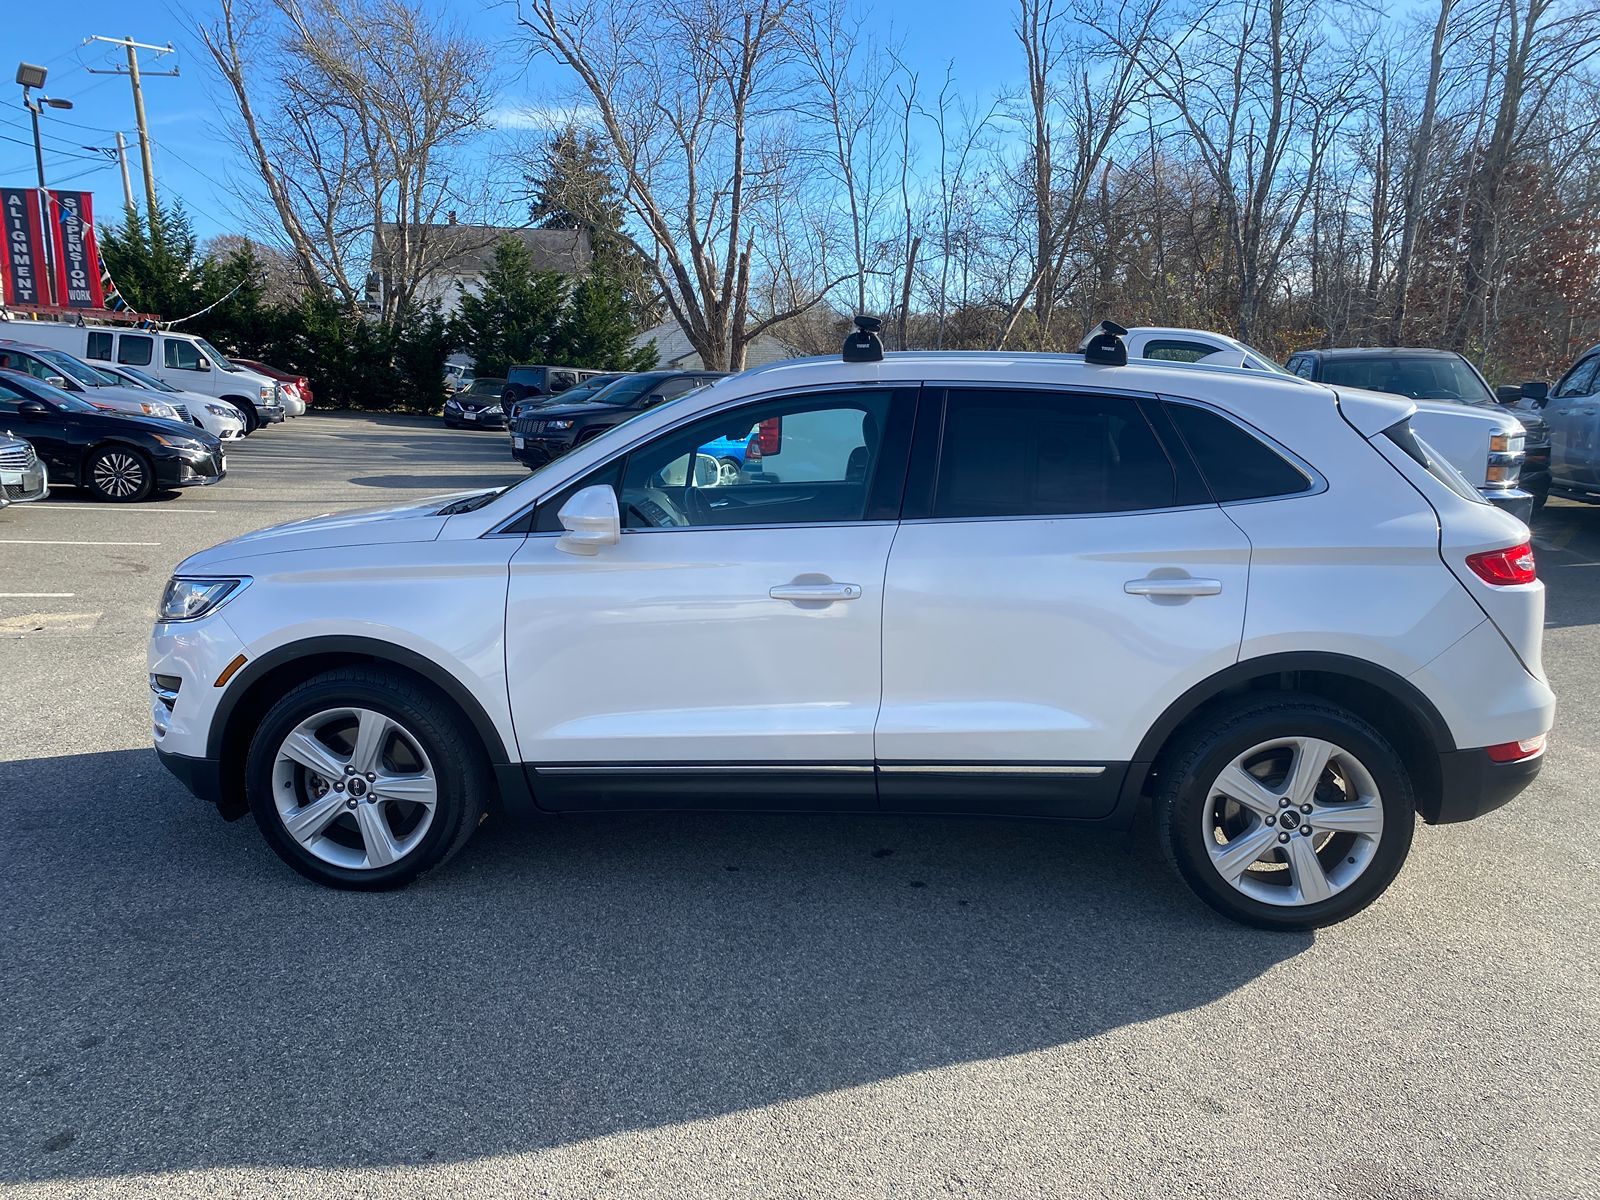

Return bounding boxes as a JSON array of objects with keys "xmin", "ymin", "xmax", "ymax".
[{"xmin": 1164, "ymin": 402, "xmax": 1314, "ymax": 502}]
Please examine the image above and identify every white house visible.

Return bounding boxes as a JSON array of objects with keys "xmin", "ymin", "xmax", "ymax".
[
  {"xmin": 369, "ymin": 221, "xmax": 593, "ymax": 318},
  {"xmin": 631, "ymin": 318, "xmax": 802, "ymax": 371}
]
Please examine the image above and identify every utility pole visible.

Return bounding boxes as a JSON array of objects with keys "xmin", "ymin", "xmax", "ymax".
[
  {"xmin": 86, "ymin": 36, "xmax": 177, "ymax": 229},
  {"xmin": 115, "ymin": 131, "xmax": 135, "ymax": 211}
]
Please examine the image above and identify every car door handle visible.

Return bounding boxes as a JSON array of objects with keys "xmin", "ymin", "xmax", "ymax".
[
  {"xmin": 1124, "ymin": 577, "xmax": 1223, "ymax": 597},
  {"xmin": 769, "ymin": 582, "xmax": 862, "ymax": 603}
]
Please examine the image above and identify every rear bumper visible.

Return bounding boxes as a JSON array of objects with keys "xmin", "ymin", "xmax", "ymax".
[{"xmin": 1425, "ymin": 747, "xmax": 1544, "ymax": 824}]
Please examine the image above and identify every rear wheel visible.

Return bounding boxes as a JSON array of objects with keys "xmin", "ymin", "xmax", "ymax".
[
  {"xmin": 1156, "ymin": 696, "xmax": 1415, "ymax": 930},
  {"xmin": 86, "ymin": 446, "xmax": 154, "ymax": 502},
  {"xmin": 245, "ymin": 668, "xmax": 488, "ymax": 890}
]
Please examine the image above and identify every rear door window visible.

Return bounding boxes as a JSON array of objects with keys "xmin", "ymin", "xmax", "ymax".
[
  {"xmin": 118, "ymin": 334, "xmax": 154, "ymax": 366},
  {"xmin": 86, "ymin": 331, "xmax": 113, "ymax": 361},
  {"xmin": 1165, "ymin": 401, "xmax": 1313, "ymax": 502},
  {"xmin": 932, "ymin": 389, "xmax": 1176, "ymax": 518}
]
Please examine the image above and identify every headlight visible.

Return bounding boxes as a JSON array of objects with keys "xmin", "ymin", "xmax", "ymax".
[
  {"xmin": 260, "ymin": 384, "xmax": 274, "ymax": 402},
  {"xmin": 546, "ymin": 418, "xmax": 574, "ymax": 430},
  {"xmin": 1489, "ymin": 430, "xmax": 1525, "ymax": 454},
  {"xmin": 158, "ymin": 577, "xmax": 249, "ymax": 622},
  {"xmin": 484, "ymin": 404, "xmax": 503, "ymax": 415},
  {"xmin": 141, "ymin": 402, "xmax": 178, "ymax": 419},
  {"xmin": 205, "ymin": 403, "xmax": 236, "ymax": 418},
  {"xmin": 151, "ymin": 433, "xmax": 207, "ymax": 451}
]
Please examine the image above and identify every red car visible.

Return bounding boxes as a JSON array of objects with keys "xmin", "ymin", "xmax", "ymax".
[{"xmin": 233, "ymin": 358, "xmax": 313, "ymax": 412}]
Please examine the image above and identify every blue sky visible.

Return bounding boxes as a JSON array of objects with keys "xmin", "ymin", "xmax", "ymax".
[{"xmin": 0, "ymin": 0, "xmax": 1018, "ymax": 245}]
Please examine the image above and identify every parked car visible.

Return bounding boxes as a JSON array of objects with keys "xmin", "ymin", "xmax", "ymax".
[
  {"xmin": 0, "ymin": 431, "xmax": 48, "ymax": 507},
  {"xmin": 149, "ymin": 334, "xmax": 1551, "ymax": 929},
  {"xmin": 0, "ymin": 370, "xmax": 226, "ymax": 502},
  {"xmin": 233, "ymin": 358, "xmax": 312, "ymax": 416},
  {"xmin": 15, "ymin": 320, "xmax": 287, "ymax": 431},
  {"xmin": 1513, "ymin": 346, "xmax": 1600, "ymax": 506},
  {"xmin": 1279, "ymin": 348, "xmax": 1536, "ymax": 520},
  {"xmin": 444, "ymin": 361, "xmax": 473, "ymax": 393},
  {"xmin": 507, "ymin": 373, "xmax": 628, "ymax": 427},
  {"xmin": 98, "ymin": 364, "xmax": 248, "ymax": 442},
  {"xmin": 500, "ymin": 364, "xmax": 606, "ymax": 409},
  {"xmin": 0, "ymin": 340, "xmax": 188, "ymax": 424},
  {"xmin": 443, "ymin": 378, "xmax": 507, "ymax": 428},
  {"xmin": 1122, "ymin": 326, "xmax": 1294, "ymax": 374},
  {"xmin": 508, "ymin": 370, "xmax": 727, "ymax": 468}
]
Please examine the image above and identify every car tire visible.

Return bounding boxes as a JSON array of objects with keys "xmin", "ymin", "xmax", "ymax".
[
  {"xmin": 85, "ymin": 445, "xmax": 155, "ymax": 502},
  {"xmin": 226, "ymin": 400, "xmax": 258, "ymax": 433},
  {"xmin": 1155, "ymin": 695, "xmax": 1415, "ymax": 931},
  {"xmin": 245, "ymin": 667, "xmax": 489, "ymax": 890}
]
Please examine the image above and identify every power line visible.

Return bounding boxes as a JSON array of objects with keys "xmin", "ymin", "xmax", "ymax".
[{"xmin": 0, "ymin": 131, "xmax": 103, "ymax": 162}]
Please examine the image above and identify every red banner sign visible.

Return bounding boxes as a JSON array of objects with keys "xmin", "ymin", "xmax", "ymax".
[
  {"xmin": 47, "ymin": 190, "xmax": 106, "ymax": 309},
  {"xmin": 0, "ymin": 187, "xmax": 48, "ymax": 307}
]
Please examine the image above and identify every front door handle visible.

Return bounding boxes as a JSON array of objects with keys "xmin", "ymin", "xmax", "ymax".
[
  {"xmin": 1124, "ymin": 577, "xmax": 1223, "ymax": 597},
  {"xmin": 769, "ymin": 582, "xmax": 862, "ymax": 603}
]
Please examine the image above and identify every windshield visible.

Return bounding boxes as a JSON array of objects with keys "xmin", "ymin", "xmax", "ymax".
[
  {"xmin": 38, "ymin": 349, "xmax": 119, "ymax": 387},
  {"xmin": 116, "ymin": 365, "xmax": 179, "ymax": 392},
  {"xmin": 1320, "ymin": 355, "xmax": 1496, "ymax": 405},
  {"xmin": 196, "ymin": 338, "xmax": 237, "ymax": 371},
  {"xmin": 0, "ymin": 370, "xmax": 100, "ymax": 413},
  {"xmin": 467, "ymin": 379, "xmax": 505, "ymax": 396},
  {"xmin": 584, "ymin": 375, "xmax": 662, "ymax": 405}
]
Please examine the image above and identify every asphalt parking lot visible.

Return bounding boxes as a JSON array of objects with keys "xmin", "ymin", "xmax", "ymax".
[{"xmin": 1, "ymin": 411, "xmax": 1596, "ymax": 1198}]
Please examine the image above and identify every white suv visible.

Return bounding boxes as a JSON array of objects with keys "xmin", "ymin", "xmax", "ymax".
[{"xmin": 148, "ymin": 340, "xmax": 1554, "ymax": 929}]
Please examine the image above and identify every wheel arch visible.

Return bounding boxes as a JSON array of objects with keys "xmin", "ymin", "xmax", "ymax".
[
  {"xmin": 1124, "ymin": 652, "xmax": 1454, "ymax": 820},
  {"xmin": 80, "ymin": 438, "xmax": 154, "ymax": 488},
  {"xmin": 207, "ymin": 636, "xmax": 521, "ymax": 820}
]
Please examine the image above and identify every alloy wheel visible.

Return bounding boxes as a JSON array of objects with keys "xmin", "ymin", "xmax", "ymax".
[
  {"xmin": 1201, "ymin": 736, "xmax": 1384, "ymax": 907},
  {"xmin": 93, "ymin": 452, "xmax": 147, "ymax": 499},
  {"xmin": 270, "ymin": 707, "xmax": 438, "ymax": 870}
]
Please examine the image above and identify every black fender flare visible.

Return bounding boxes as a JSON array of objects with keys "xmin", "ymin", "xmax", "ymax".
[
  {"xmin": 1120, "ymin": 650, "xmax": 1456, "ymax": 802},
  {"xmin": 208, "ymin": 634, "xmax": 514, "ymax": 766}
]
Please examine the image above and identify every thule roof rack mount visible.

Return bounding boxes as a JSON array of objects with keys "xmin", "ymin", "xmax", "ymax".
[
  {"xmin": 1080, "ymin": 320, "xmax": 1128, "ymax": 366},
  {"xmin": 842, "ymin": 314, "xmax": 884, "ymax": 363}
]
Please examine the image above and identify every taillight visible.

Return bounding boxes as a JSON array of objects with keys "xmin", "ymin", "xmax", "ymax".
[
  {"xmin": 1486, "ymin": 734, "xmax": 1546, "ymax": 763},
  {"xmin": 1465, "ymin": 542, "xmax": 1536, "ymax": 586},
  {"xmin": 756, "ymin": 417, "xmax": 782, "ymax": 455},
  {"xmin": 744, "ymin": 432, "xmax": 762, "ymax": 467}
]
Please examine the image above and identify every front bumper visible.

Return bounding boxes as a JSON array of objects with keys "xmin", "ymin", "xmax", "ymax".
[
  {"xmin": 156, "ymin": 746, "xmax": 230, "ymax": 810},
  {"xmin": 260, "ymin": 405, "xmax": 287, "ymax": 425},
  {"xmin": 154, "ymin": 450, "xmax": 227, "ymax": 489},
  {"xmin": 1, "ymin": 460, "xmax": 48, "ymax": 503},
  {"xmin": 1482, "ymin": 487, "xmax": 1534, "ymax": 523},
  {"xmin": 1425, "ymin": 746, "xmax": 1544, "ymax": 824},
  {"xmin": 511, "ymin": 434, "xmax": 574, "ymax": 468}
]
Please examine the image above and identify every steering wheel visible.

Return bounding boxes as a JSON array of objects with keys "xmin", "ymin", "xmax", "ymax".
[{"xmin": 625, "ymin": 487, "xmax": 691, "ymax": 528}]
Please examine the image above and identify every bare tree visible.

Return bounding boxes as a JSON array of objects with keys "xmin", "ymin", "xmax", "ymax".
[{"xmin": 199, "ymin": 0, "xmax": 497, "ymax": 322}]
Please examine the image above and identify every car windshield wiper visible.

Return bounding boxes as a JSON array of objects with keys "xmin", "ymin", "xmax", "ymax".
[{"xmin": 435, "ymin": 488, "xmax": 503, "ymax": 515}]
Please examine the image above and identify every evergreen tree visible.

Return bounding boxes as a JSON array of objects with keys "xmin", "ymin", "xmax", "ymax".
[
  {"xmin": 551, "ymin": 273, "xmax": 660, "ymax": 371},
  {"xmin": 453, "ymin": 236, "xmax": 569, "ymax": 376},
  {"xmin": 529, "ymin": 126, "xmax": 660, "ymax": 327}
]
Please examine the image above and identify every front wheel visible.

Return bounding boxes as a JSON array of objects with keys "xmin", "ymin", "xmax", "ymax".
[
  {"xmin": 1156, "ymin": 696, "xmax": 1415, "ymax": 930},
  {"xmin": 86, "ymin": 446, "xmax": 154, "ymax": 502},
  {"xmin": 245, "ymin": 668, "xmax": 488, "ymax": 890}
]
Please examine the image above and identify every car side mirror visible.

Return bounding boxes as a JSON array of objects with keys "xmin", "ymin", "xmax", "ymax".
[
  {"xmin": 194, "ymin": 357, "xmax": 210, "ymax": 371},
  {"xmin": 44, "ymin": 375, "xmax": 68, "ymax": 389},
  {"xmin": 16, "ymin": 399, "xmax": 48, "ymax": 416},
  {"xmin": 556, "ymin": 484, "xmax": 621, "ymax": 556},
  {"xmin": 1520, "ymin": 380, "xmax": 1549, "ymax": 405},
  {"xmin": 1495, "ymin": 384, "xmax": 1522, "ymax": 404},
  {"xmin": 641, "ymin": 393, "xmax": 667, "ymax": 408}
]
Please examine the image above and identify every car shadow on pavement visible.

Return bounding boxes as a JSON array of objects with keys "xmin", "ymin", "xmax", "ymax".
[{"xmin": 0, "ymin": 748, "xmax": 1308, "ymax": 1184}]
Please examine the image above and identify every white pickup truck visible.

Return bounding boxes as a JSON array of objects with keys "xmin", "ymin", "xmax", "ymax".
[{"xmin": 1117, "ymin": 327, "xmax": 1533, "ymax": 521}]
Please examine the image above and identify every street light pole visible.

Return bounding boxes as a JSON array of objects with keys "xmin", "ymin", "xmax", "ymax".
[{"xmin": 15, "ymin": 62, "xmax": 73, "ymax": 310}]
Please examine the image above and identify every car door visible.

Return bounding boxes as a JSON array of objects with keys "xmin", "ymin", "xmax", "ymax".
[
  {"xmin": 503, "ymin": 385, "xmax": 916, "ymax": 811},
  {"xmin": 1547, "ymin": 355, "xmax": 1600, "ymax": 486},
  {"xmin": 0, "ymin": 383, "xmax": 74, "ymax": 477},
  {"xmin": 876, "ymin": 385, "xmax": 1251, "ymax": 818}
]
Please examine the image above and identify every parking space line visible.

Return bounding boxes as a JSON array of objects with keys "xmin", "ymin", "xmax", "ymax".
[
  {"xmin": 0, "ymin": 592, "xmax": 75, "ymax": 597},
  {"xmin": 0, "ymin": 539, "xmax": 160, "ymax": 546},
  {"xmin": 25, "ymin": 505, "xmax": 220, "ymax": 514}
]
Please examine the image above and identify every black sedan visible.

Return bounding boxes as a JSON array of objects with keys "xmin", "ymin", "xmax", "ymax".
[
  {"xmin": 509, "ymin": 370, "xmax": 727, "ymax": 469},
  {"xmin": 442, "ymin": 378, "xmax": 508, "ymax": 428},
  {"xmin": 0, "ymin": 369, "xmax": 226, "ymax": 502}
]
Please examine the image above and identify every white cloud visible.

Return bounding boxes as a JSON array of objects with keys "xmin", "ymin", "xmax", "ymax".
[{"xmin": 488, "ymin": 100, "xmax": 600, "ymax": 131}]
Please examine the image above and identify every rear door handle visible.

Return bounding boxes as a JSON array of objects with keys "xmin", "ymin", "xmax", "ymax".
[
  {"xmin": 770, "ymin": 582, "xmax": 862, "ymax": 603},
  {"xmin": 1124, "ymin": 577, "xmax": 1223, "ymax": 597}
]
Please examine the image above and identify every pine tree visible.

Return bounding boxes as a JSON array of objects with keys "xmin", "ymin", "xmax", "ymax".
[
  {"xmin": 551, "ymin": 273, "xmax": 660, "ymax": 371},
  {"xmin": 453, "ymin": 237, "xmax": 569, "ymax": 376},
  {"xmin": 529, "ymin": 125, "xmax": 660, "ymax": 327}
]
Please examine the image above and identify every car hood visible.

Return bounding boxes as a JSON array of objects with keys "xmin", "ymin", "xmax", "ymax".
[
  {"xmin": 175, "ymin": 491, "xmax": 482, "ymax": 570},
  {"xmin": 532, "ymin": 400, "xmax": 630, "ymax": 419}
]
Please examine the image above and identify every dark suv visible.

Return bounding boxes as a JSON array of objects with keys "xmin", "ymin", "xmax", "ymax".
[
  {"xmin": 500, "ymin": 364, "xmax": 605, "ymax": 409},
  {"xmin": 1285, "ymin": 347, "xmax": 1552, "ymax": 509},
  {"xmin": 509, "ymin": 370, "xmax": 727, "ymax": 469}
]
